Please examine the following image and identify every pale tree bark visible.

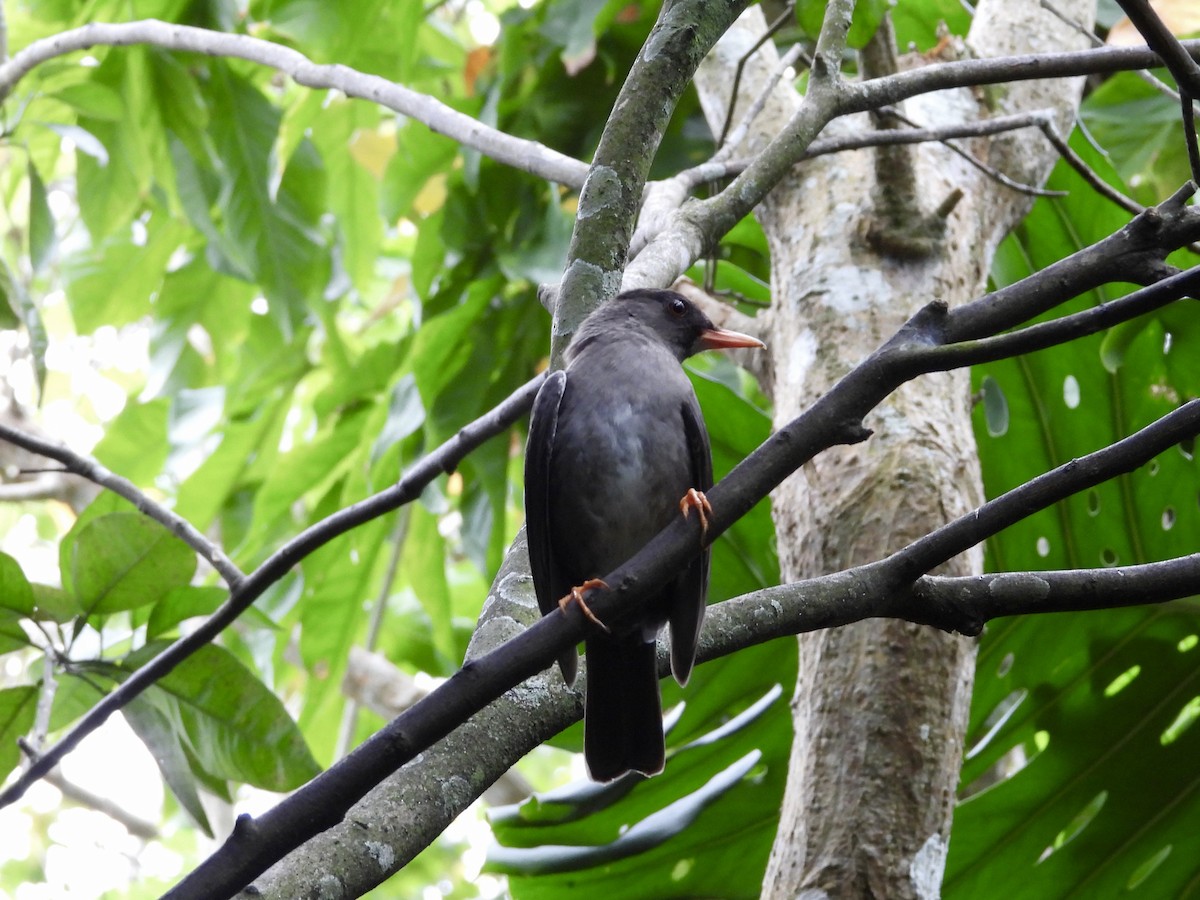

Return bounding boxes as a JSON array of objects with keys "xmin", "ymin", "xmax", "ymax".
[{"xmin": 693, "ymin": 1, "xmax": 1095, "ymax": 896}]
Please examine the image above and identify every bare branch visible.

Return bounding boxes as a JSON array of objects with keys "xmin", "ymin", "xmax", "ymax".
[
  {"xmin": 0, "ymin": 422, "xmax": 245, "ymax": 587},
  {"xmin": 0, "ymin": 20, "xmax": 588, "ymax": 188}
]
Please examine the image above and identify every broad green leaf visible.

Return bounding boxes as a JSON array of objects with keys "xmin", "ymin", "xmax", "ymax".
[
  {"xmin": 122, "ymin": 642, "xmax": 320, "ymax": 790},
  {"xmin": 63, "ymin": 217, "xmax": 189, "ymax": 334},
  {"xmin": 29, "ymin": 584, "xmax": 79, "ymax": 623},
  {"xmin": 48, "ymin": 674, "xmax": 107, "ymax": 733},
  {"xmin": 205, "ymin": 64, "xmax": 328, "ymax": 336},
  {"xmin": 891, "ymin": 0, "xmax": 973, "ymax": 51},
  {"xmin": 0, "ymin": 687, "xmax": 38, "ymax": 781},
  {"xmin": 73, "ymin": 50, "xmax": 156, "ymax": 241},
  {"xmin": 69, "ymin": 512, "xmax": 197, "ymax": 615},
  {"xmin": 50, "ymin": 80, "xmax": 124, "ymax": 120},
  {"xmin": 952, "ymin": 125, "xmax": 1200, "ymax": 899},
  {"xmin": 381, "ymin": 121, "xmax": 459, "ymax": 224},
  {"xmin": 0, "ymin": 612, "xmax": 31, "ymax": 655},
  {"xmin": 493, "ymin": 678, "xmax": 790, "ymax": 899},
  {"xmin": 308, "ymin": 98, "xmax": 385, "ymax": 293},
  {"xmin": 403, "ymin": 503, "xmax": 458, "ymax": 669},
  {"xmin": 59, "ymin": 492, "xmax": 141, "ymax": 598},
  {"xmin": 43, "ymin": 122, "xmax": 109, "ymax": 164}
]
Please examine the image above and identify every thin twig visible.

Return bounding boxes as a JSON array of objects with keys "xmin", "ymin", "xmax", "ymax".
[
  {"xmin": 715, "ymin": 3, "xmax": 800, "ymax": 151},
  {"xmin": 1113, "ymin": 0, "xmax": 1200, "ymax": 181},
  {"xmin": 1041, "ymin": 0, "xmax": 1184, "ymax": 101},
  {"xmin": 0, "ymin": 423, "xmax": 244, "ymax": 587},
  {"xmin": 715, "ymin": 42, "xmax": 806, "ymax": 164},
  {"xmin": 878, "ymin": 106, "xmax": 1066, "ymax": 198}
]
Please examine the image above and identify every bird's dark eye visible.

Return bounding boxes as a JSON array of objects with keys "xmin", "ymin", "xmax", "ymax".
[{"xmin": 668, "ymin": 297, "xmax": 687, "ymax": 317}]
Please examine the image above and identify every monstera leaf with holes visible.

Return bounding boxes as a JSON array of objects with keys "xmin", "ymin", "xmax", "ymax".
[{"xmin": 947, "ymin": 125, "xmax": 1200, "ymax": 897}]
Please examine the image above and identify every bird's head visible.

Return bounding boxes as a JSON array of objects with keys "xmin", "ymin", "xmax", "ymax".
[{"xmin": 570, "ymin": 289, "xmax": 764, "ymax": 362}]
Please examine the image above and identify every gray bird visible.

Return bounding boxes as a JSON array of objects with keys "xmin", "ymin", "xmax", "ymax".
[{"xmin": 525, "ymin": 288, "xmax": 764, "ymax": 781}]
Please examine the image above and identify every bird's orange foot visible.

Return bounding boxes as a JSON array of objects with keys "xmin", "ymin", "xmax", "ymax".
[
  {"xmin": 679, "ymin": 488, "xmax": 713, "ymax": 539},
  {"xmin": 559, "ymin": 578, "xmax": 611, "ymax": 633}
]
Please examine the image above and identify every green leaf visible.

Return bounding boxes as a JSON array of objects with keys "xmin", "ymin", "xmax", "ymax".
[
  {"xmin": 492, "ymin": 679, "xmax": 790, "ymax": 899},
  {"xmin": 50, "ymin": 80, "xmax": 124, "ymax": 120},
  {"xmin": 205, "ymin": 63, "xmax": 328, "ymax": 336},
  {"xmin": 27, "ymin": 160, "xmax": 57, "ymax": 273},
  {"xmin": 122, "ymin": 641, "xmax": 321, "ymax": 791},
  {"xmin": 953, "ymin": 123, "xmax": 1200, "ymax": 899},
  {"xmin": 0, "ymin": 687, "xmax": 38, "ymax": 781},
  {"xmin": 69, "ymin": 512, "xmax": 197, "ymax": 615},
  {"xmin": 0, "ymin": 612, "xmax": 31, "ymax": 655},
  {"xmin": 91, "ymin": 398, "xmax": 170, "ymax": 488},
  {"xmin": 371, "ymin": 373, "xmax": 426, "ymax": 468},
  {"xmin": 145, "ymin": 586, "xmax": 229, "ymax": 640},
  {"xmin": 0, "ymin": 552, "xmax": 36, "ymax": 616},
  {"xmin": 404, "ymin": 503, "xmax": 458, "ymax": 669},
  {"xmin": 44, "ymin": 122, "xmax": 110, "ymax": 164},
  {"xmin": 124, "ymin": 687, "xmax": 214, "ymax": 835},
  {"xmin": 63, "ymin": 217, "xmax": 189, "ymax": 333},
  {"xmin": 29, "ymin": 584, "xmax": 79, "ymax": 623}
]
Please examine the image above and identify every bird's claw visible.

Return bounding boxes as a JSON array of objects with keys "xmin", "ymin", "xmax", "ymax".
[
  {"xmin": 559, "ymin": 578, "xmax": 611, "ymax": 633},
  {"xmin": 679, "ymin": 488, "xmax": 713, "ymax": 539}
]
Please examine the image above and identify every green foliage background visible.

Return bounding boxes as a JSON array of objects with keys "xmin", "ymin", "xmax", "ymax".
[{"xmin": 0, "ymin": 0, "xmax": 1196, "ymax": 897}]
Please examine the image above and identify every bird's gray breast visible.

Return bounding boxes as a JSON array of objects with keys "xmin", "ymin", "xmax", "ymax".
[{"xmin": 550, "ymin": 343, "xmax": 695, "ymax": 577}]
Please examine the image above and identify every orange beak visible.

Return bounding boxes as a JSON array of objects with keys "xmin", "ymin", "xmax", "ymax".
[{"xmin": 697, "ymin": 327, "xmax": 766, "ymax": 351}]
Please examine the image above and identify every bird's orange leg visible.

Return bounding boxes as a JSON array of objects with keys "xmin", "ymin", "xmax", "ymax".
[
  {"xmin": 559, "ymin": 578, "xmax": 611, "ymax": 633},
  {"xmin": 679, "ymin": 488, "xmax": 713, "ymax": 539}
]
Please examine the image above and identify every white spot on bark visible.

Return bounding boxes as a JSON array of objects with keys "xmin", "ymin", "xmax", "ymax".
[
  {"xmin": 315, "ymin": 874, "xmax": 345, "ymax": 899},
  {"xmin": 820, "ymin": 266, "xmax": 893, "ymax": 315},
  {"xmin": 787, "ymin": 330, "xmax": 819, "ymax": 385},
  {"xmin": 364, "ymin": 841, "xmax": 395, "ymax": 871},
  {"xmin": 910, "ymin": 834, "xmax": 948, "ymax": 900}
]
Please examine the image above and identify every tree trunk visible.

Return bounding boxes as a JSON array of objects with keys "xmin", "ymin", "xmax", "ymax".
[{"xmin": 694, "ymin": 1, "xmax": 1094, "ymax": 895}]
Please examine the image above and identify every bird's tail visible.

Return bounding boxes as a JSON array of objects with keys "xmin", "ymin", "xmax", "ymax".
[{"xmin": 583, "ymin": 634, "xmax": 665, "ymax": 781}]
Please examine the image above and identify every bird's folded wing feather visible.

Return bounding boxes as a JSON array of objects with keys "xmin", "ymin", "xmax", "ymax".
[{"xmin": 669, "ymin": 396, "xmax": 713, "ymax": 686}]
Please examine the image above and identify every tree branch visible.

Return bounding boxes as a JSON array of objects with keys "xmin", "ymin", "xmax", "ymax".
[
  {"xmin": 551, "ymin": 0, "xmax": 752, "ymax": 361},
  {"xmin": 625, "ymin": 40, "xmax": 1200, "ymax": 289},
  {"xmin": 0, "ymin": 20, "xmax": 589, "ymax": 188},
  {"xmin": 0, "ymin": 373, "xmax": 545, "ymax": 811},
  {"xmin": 165, "ymin": 190, "xmax": 1200, "ymax": 899},
  {"xmin": 0, "ymin": 422, "xmax": 244, "ymax": 586}
]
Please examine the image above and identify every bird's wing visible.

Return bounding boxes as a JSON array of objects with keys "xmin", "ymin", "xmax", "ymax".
[
  {"xmin": 525, "ymin": 369, "xmax": 568, "ymax": 619},
  {"xmin": 525, "ymin": 370, "xmax": 579, "ymax": 685},
  {"xmin": 669, "ymin": 394, "xmax": 713, "ymax": 686}
]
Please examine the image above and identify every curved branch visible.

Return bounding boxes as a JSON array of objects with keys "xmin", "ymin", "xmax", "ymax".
[
  {"xmin": 0, "ymin": 372, "xmax": 545, "ymax": 811},
  {"xmin": 0, "ymin": 20, "xmax": 589, "ymax": 188},
  {"xmin": 625, "ymin": 40, "xmax": 1200, "ymax": 288},
  {"xmin": 164, "ymin": 191, "xmax": 1200, "ymax": 899}
]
